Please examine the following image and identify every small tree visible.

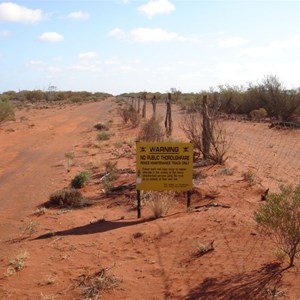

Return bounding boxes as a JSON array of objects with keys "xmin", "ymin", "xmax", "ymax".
[{"xmin": 254, "ymin": 184, "xmax": 300, "ymax": 268}]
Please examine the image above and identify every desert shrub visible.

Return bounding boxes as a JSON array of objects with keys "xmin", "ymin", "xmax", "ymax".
[
  {"xmin": 104, "ymin": 161, "xmax": 119, "ymax": 181},
  {"xmin": 6, "ymin": 251, "xmax": 29, "ymax": 276},
  {"xmin": 97, "ymin": 131, "xmax": 110, "ymax": 141},
  {"xmin": 181, "ymin": 112, "xmax": 230, "ymax": 164},
  {"xmin": 49, "ymin": 188, "xmax": 89, "ymax": 208},
  {"xmin": 144, "ymin": 191, "xmax": 174, "ymax": 218},
  {"xmin": 137, "ymin": 117, "xmax": 164, "ymax": 142},
  {"xmin": 256, "ymin": 75, "xmax": 300, "ymax": 121},
  {"xmin": 65, "ymin": 152, "xmax": 74, "ymax": 170},
  {"xmin": 0, "ymin": 99, "xmax": 15, "ymax": 123},
  {"xmin": 254, "ymin": 184, "xmax": 300, "ymax": 267},
  {"xmin": 77, "ymin": 268, "xmax": 120, "ymax": 300},
  {"xmin": 94, "ymin": 122, "xmax": 109, "ymax": 131},
  {"xmin": 242, "ymin": 169, "xmax": 258, "ymax": 186},
  {"xmin": 250, "ymin": 108, "xmax": 268, "ymax": 120},
  {"xmin": 71, "ymin": 171, "xmax": 91, "ymax": 189},
  {"xmin": 209, "ymin": 120, "xmax": 231, "ymax": 164},
  {"xmin": 118, "ymin": 104, "xmax": 140, "ymax": 127}
]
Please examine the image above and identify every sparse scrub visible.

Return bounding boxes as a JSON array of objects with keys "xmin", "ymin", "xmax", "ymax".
[
  {"xmin": 137, "ymin": 117, "xmax": 164, "ymax": 142},
  {"xmin": 250, "ymin": 108, "xmax": 268, "ymax": 121},
  {"xmin": 118, "ymin": 104, "xmax": 140, "ymax": 127},
  {"xmin": 104, "ymin": 161, "xmax": 119, "ymax": 181},
  {"xmin": 49, "ymin": 188, "xmax": 90, "ymax": 208},
  {"xmin": 6, "ymin": 251, "xmax": 29, "ymax": 276},
  {"xmin": 77, "ymin": 268, "xmax": 120, "ymax": 300},
  {"xmin": 181, "ymin": 111, "xmax": 230, "ymax": 164},
  {"xmin": 21, "ymin": 219, "xmax": 38, "ymax": 237},
  {"xmin": 195, "ymin": 240, "xmax": 215, "ymax": 257},
  {"xmin": 219, "ymin": 167, "xmax": 234, "ymax": 176},
  {"xmin": 102, "ymin": 178, "xmax": 114, "ymax": 193},
  {"xmin": 71, "ymin": 171, "xmax": 91, "ymax": 189},
  {"xmin": 97, "ymin": 131, "xmax": 110, "ymax": 141},
  {"xmin": 94, "ymin": 122, "xmax": 109, "ymax": 131},
  {"xmin": 65, "ymin": 152, "xmax": 74, "ymax": 170},
  {"xmin": 0, "ymin": 99, "xmax": 15, "ymax": 123},
  {"xmin": 33, "ymin": 207, "xmax": 47, "ymax": 216},
  {"xmin": 145, "ymin": 191, "xmax": 174, "ymax": 218},
  {"xmin": 242, "ymin": 169, "xmax": 258, "ymax": 186},
  {"xmin": 254, "ymin": 183, "xmax": 300, "ymax": 267}
]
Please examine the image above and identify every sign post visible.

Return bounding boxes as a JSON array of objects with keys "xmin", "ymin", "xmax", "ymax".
[{"xmin": 136, "ymin": 141, "xmax": 193, "ymax": 218}]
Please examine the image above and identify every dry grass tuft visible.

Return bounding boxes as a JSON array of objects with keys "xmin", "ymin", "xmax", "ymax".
[
  {"xmin": 144, "ymin": 191, "xmax": 174, "ymax": 218},
  {"xmin": 77, "ymin": 268, "xmax": 120, "ymax": 300}
]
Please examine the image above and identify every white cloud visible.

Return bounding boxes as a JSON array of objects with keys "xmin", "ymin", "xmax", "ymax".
[
  {"xmin": 273, "ymin": 36, "xmax": 300, "ymax": 49},
  {"xmin": 0, "ymin": 30, "xmax": 10, "ymax": 37},
  {"xmin": 38, "ymin": 32, "xmax": 64, "ymax": 42},
  {"xmin": 240, "ymin": 36, "xmax": 300, "ymax": 58},
  {"xmin": 69, "ymin": 63, "xmax": 101, "ymax": 72},
  {"xmin": 109, "ymin": 27, "xmax": 199, "ymax": 43},
  {"xmin": 47, "ymin": 66, "xmax": 63, "ymax": 73},
  {"xmin": 120, "ymin": 65, "xmax": 134, "ymax": 71},
  {"xmin": 218, "ymin": 37, "xmax": 249, "ymax": 48},
  {"xmin": 138, "ymin": 0, "xmax": 175, "ymax": 18},
  {"xmin": 105, "ymin": 58, "xmax": 119, "ymax": 65},
  {"xmin": 240, "ymin": 46, "xmax": 281, "ymax": 58},
  {"xmin": 78, "ymin": 52, "xmax": 97, "ymax": 60},
  {"xmin": 67, "ymin": 11, "xmax": 89, "ymax": 20},
  {"xmin": 130, "ymin": 27, "xmax": 178, "ymax": 42},
  {"xmin": 28, "ymin": 60, "xmax": 45, "ymax": 66},
  {"xmin": 0, "ymin": 2, "xmax": 43, "ymax": 23},
  {"xmin": 108, "ymin": 28, "xmax": 126, "ymax": 39}
]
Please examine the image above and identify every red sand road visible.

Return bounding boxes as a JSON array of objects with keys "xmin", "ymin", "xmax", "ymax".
[{"xmin": 0, "ymin": 99, "xmax": 113, "ymax": 241}]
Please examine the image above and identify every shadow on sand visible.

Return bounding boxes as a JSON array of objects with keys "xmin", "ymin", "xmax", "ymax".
[
  {"xmin": 34, "ymin": 218, "xmax": 152, "ymax": 240},
  {"xmin": 183, "ymin": 262, "xmax": 284, "ymax": 300}
]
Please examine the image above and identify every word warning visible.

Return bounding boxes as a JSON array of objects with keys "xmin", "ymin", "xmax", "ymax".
[{"xmin": 136, "ymin": 142, "xmax": 193, "ymax": 191}]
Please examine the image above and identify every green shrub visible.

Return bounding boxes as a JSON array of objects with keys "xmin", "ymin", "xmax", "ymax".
[
  {"xmin": 97, "ymin": 131, "xmax": 110, "ymax": 141},
  {"xmin": 254, "ymin": 184, "xmax": 300, "ymax": 267},
  {"xmin": 71, "ymin": 171, "xmax": 91, "ymax": 189},
  {"xmin": 0, "ymin": 100, "xmax": 15, "ymax": 123},
  {"xmin": 49, "ymin": 188, "xmax": 89, "ymax": 208}
]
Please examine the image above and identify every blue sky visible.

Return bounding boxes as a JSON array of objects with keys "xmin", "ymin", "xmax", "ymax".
[{"xmin": 0, "ymin": 0, "xmax": 300, "ymax": 95}]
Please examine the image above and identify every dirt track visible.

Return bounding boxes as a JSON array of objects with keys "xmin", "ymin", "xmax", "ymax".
[{"xmin": 0, "ymin": 99, "xmax": 113, "ymax": 242}]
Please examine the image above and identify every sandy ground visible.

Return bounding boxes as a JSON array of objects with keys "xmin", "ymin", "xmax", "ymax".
[{"xmin": 0, "ymin": 98, "xmax": 300, "ymax": 300}]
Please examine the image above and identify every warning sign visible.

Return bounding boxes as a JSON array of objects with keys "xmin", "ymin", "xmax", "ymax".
[{"xmin": 136, "ymin": 142, "xmax": 193, "ymax": 191}]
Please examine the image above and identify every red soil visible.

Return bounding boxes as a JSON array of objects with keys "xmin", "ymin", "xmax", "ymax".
[{"xmin": 0, "ymin": 98, "xmax": 300, "ymax": 299}]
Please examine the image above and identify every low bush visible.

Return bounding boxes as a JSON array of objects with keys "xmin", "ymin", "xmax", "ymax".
[
  {"xmin": 94, "ymin": 122, "xmax": 109, "ymax": 131},
  {"xmin": 144, "ymin": 191, "xmax": 174, "ymax": 218},
  {"xmin": 97, "ymin": 131, "xmax": 110, "ymax": 141},
  {"xmin": 250, "ymin": 108, "xmax": 268, "ymax": 120},
  {"xmin": 0, "ymin": 100, "xmax": 15, "ymax": 123},
  {"xmin": 49, "ymin": 188, "xmax": 90, "ymax": 208},
  {"xmin": 137, "ymin": 117, "xmax": 164, "ymax": 142},
  {"xmin": 71, "ymin": 171, "xmax": 91, "ymax": 189},
  {"xmin": 254, "ymin": 183, "xmax": 300, "ymax": 267}
]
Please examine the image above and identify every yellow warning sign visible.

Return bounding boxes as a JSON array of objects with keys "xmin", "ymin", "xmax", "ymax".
[{"xmin": 136, "ymin": 142, "xmax": 193, "ymax": 191}]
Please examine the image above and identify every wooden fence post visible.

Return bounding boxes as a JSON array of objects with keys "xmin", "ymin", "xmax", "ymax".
[
  {"xmin": 165, "ymin": 93, "xmax": 172, "ymax": 136},
  {"xmin": 142, "ymin": 94, "xmax": 146, "ymax": 118},
  {"xmin": 152, "ymin": 95, "xmax": 157, "ymax": 119},
  {"xmin": 202, "ymin": 95, "xmax": 211, "ymax": 160}
]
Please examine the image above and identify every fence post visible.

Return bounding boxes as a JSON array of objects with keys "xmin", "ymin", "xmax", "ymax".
[
  {"xmin": 165, "ymin": 93, "xmax": 172, "ymax": 137},
  {"xmin": 202, "ymin": 95, "xmax": 211, "ymax": 160}
]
